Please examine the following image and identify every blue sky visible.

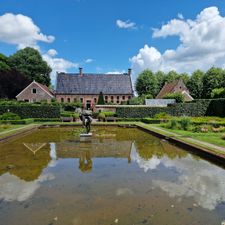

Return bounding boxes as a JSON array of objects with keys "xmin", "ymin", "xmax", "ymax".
[{"xmin": 0, "ymin": 0, "xmax": 225, "ymax": 83}]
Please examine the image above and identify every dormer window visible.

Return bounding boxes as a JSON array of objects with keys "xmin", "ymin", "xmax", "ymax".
[{"xmin": 32, "ymin": 88, "xmax": 37, "ymax": 94}]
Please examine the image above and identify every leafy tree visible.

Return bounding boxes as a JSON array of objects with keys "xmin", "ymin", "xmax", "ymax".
[
  {"xmin": 9, "ymin": 47, "xmax": 52, "ymax": 86},
  {"xmin": 163, "ymin": 92, "xmax": 184, "ymax": 103},
  {"xmin": 155, "ymin": 71, "xmax": 166, "ymax": 93},
  {"xmin": 135, "ymin": 70, "xmax": 158, "ymax": 97},
  {"xmin": 128, "ymin": 96, "xmax": 145, "ymax": 105},
  {"xmin": 164, "ymin": 70, "xmax": 180, "ymax": 83},
  {"xmin": 202, "ymin": 67, "xmax": 225, "ymax": 98},
  {"xmin": 179, "ymin": 73, "xmax": 189, "ymax": 84},
  {"xmin": 0, "ymin": 69, "xmax": 30, "ymax": 99},
  {"xmin": 0, "ymin": 53, "xmax": 11, "ymax": 71},
  {"xmin": 97, "ymin": 92, "xmax": 105, "ymax": 105},
  {"xmin": 187, "ymin": 70, "xmax": 204, "ymax": 99},
  {"xmin": 211, "ymin": 88, "xmax": 225, "ymax": 98}
]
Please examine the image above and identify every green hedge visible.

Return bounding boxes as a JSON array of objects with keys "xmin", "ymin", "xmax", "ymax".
[
  {"xmin": 0, "ymin": 118, "xmax": 34, "ymax": 124},
  {"xmin": 0, "ymin": 105, "xmax": 60, "ymax": 118},
  {"xmin": 116, "ymin": 99, "xmax": 225, "ymax": 118}
]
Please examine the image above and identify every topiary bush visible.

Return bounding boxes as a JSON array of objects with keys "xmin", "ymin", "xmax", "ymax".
[
  {"xmin": 0, "ymin": 112, "xmax": 21, "ymax": 120},
  {"xmin": 180, "ymin": 117, "xmax": 191, "ymax": 130}
]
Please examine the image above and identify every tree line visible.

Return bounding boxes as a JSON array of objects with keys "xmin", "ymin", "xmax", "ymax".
[
  {"xmin": 135, "ymin": 68, "xmax": 225, "ymax": 99},
  {"xmin": 0, "ymin": 47, "xmax": 52, "ymax": 99}
]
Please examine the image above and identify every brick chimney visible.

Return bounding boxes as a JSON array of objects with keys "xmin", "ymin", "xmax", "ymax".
[
  {"xmin": 128, "ymin": 68, "xmax": 132, "ymax": 76},
  {"xmin": 79, "ymin": 67, "xmax": 83, "ymax": 76}
]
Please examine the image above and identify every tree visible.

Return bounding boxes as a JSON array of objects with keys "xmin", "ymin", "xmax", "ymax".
[
  {"xmin": 187, "ymin": 70, "xmax": 204, "ymax": 99},
  {"xmin": 0, "ymin": 69, "xmax": 30, "ymax": 99},
  {"xmin": 179, "ymin": 73, "xmax": 189, "ymax": 84},
  {"xmin": 202, "ymin": 67, "xmax": 225, "ymax": 98},
  {"xmin": 97, "ymin": 92, "xmax": 105, "ymax": 105},
  {"xmin": 155, "ymin": 71, "xmax": 166, "ymax": 93},
  {"xmin": 0, "ymin": 53, "xmax": 11, "ymax": 71},
  {"xmin": 163, "ymin": 93, "xmax": 184, "ymax": 103},
  {"xmin": 128, "ymin": 96, "xmax": 145, "ymax": 105},
  {"xmin": 211, "ymin": 88, "xmax": 225, "ymax": 98},
  {"xmin": 135, "ymin": 70, "xmax": 158, "ymax": 97},
  {"xmin": 164, "ymin": 71, "xmax": 180, "ymax": 83},
  {"xmin": 9, "ymin": 47, "xmax": 52, "ymax": 86}
]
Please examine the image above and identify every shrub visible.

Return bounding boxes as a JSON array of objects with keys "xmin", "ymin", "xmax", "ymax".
[
  {"xmin": 154, "ymin": 112, "xmax": 170, "ymax": 120},
  {"xmin": 166, "ymin": 119, "xmax": 178, "ymax": 129},
  {"xmin": 141, "ymin": 118, "xmax": 162, "ymax": 124},
  {"xmin": 0, "ymin": 105, "xmax": 60, "ymax": 118},
  {"xmin": 98, "ymin": 112, "xmax": 106, "ymax": 121},
  {"xmin": 97, "ymin": 92, "xmax": 105, "ymax": 105},
  {"xmin": 62, "ymin": 102, "xmax": 82, "ymax": 111},
  {"xmin": 180, "ymin": 117, "xmax": 191, "ymax": 131},
  {"xmin": 116, "ymin": 118, "xmax": 142, "ymax": 122},
  {"xmin": 102, "ymin": 111, "xmax": 116, "ymax": 117},
  {"xmin": 0, "ymin": 112, "xmax": 21, "ymax": 120},
  {"xmin": 211, "ymin": 88, "xmax": 225, "ymax": 98},
  {"xmin": 163, "ymin": 93, "xmax": 184, "ymax": 103},
  {"xmin": 128, "ymin": 96, "xmax": 144, "ymax": 105},
  {"xmin": 0, "ymin": 118, "xmax": 34, "ymax": 124},
  {"xmin": 221, "ymin": 134, "xmax": 225, "ymax": 140}
]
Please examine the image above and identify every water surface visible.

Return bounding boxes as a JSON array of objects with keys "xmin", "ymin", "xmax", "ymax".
[{"xmin": 0, "ymin": 126, "xmax": 224, "ymax": 225}]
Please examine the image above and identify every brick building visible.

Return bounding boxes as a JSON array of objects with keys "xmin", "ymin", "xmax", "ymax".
[
  {"xmin": 156, "ymin": 78, "xmax": 193, "ymax": 102},
  {"xmin": 16, "ymin": 81, "xmax": 54, "ymax": 103},
  {"xmin": 55, "ymin": 68, "xmax": 134, "ymax": 109}
]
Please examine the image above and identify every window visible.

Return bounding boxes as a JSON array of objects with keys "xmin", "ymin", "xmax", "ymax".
[
  {"xmin": 80, "ymin": 98, "xmax": 83, "ymax": 103},
  {"xmin": 32, "ymin": 88, "xmax": 37, "ymax": 94},
  {"xmin": 74, "ymin": 98, "xmax": 77, "ymax": 102},
  {"xmin": 67, "ymin": 98, "xmax": 70, "ymax": 103},
  {"xmin": 122, "ymin": 96, "xmax": 125, "ymax": 100},
  {"xmin": 61, "ymin": 98, "xmax": 64, "ymax": 103},
  {"xmin": 128, "ymin": 96, "xmax": 131, "ymax": 100},
  {"xmin": 117, "ymin": 96, "xmax": 120, "ymax": 100},
  {"xmin": 105, "ymin": 96, "xmax": 108, "ymax": 100},
  {"xmin": 117, "ymin": 100, "xmax": 120, "ymax": 104},
  {"xmin": 24, "ymin": 99, "xmax": 29, "ymax": 102},
  {"xmin": 94, "ymin": 98, "xmax": 97, "ymax": 103}
]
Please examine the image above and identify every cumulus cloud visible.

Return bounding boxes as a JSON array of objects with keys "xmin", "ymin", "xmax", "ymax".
[
  {"xmin": 0, "ymin": 13, "xmax": 54, "ymax": 49},
  {"xmin": 130, "ymin": 6, "xmax": 225, "ymax": 80},
  {"xmin": 43, "ymin": 49, "xmax": 78, "ymax": 83},
  {"xmin": 116, "ymin": 19, "xmax": 136, "ymax": 29},
  {"xmin": 106, "ymin": 70, "xmax": 126, "ymax": 74}
]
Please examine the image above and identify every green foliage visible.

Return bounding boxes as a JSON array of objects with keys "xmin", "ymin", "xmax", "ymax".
[
  {"xmin": 0, "ymin": 118, "xmax": 34, "ymax": 125},
  {"xmin": 60, "ymin": 112, "xmax": 79, "ymax": 119},
  {"xmin": 144, "ymin": 94, "xmax": 153, "ymax": 99},
  {"xmin": 9, "ymin": 47, "xmax": 52, "ymax": 86},
  {"xmin": 180, "ymin": 117, "xmax": 191, "ymax": 130},
  {"xmin": 167, "ymin": 119, "xmax": 178, "ymax": 129},
  {"xmin": 33, "ymin": 118, "xmax": 61, "ymax": 122},
  {"xmin": 206, "ymin": 98, "xmax": 225, "ymax": 117},
  {"xmin": 97, "ymin": 92, "xmax": 105, "ymax": 105},
  {"xmin": 211, "ymin": 88, "xmax": 225, "ymax": 99},
  {"xmin": 187, "ymin": 70, "xmax": 204, "ymax": 99},
  {"xmin": 154, "ymin": 112, "xmax": 170, "ymax": 119},
  {"xmin": 202, "ymin": 67, "xmax": 225, "ymax": 98},
  {"xmin": 163, "ymin": 92, "xmax": 184, "ymax": 103},
  {"xmin": 141, "ymin": 118, "xmax": 162, "ymax": 124},
  {"xmin": 128, "ymin": 96, "xmax": 145, "ymax": 105},
  {"xmin": 0, "ymin": 105, "xmax": 60, "ymax": 118},
  {"xmin": 61, "ymin": 102, "xmax": 82, "ymax": 111},
  {"xmin": 0, "ymin": 112, "xmax": 21, "ymax": 120},
  {"xmin": 135, "ymin": 70, "xmax": 158, "ymax": 97},
  {"xmin": 0, "ymin": 53, "xmax": 11, "ymax": 71}
]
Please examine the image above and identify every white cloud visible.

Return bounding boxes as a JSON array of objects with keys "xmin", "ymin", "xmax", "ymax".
[
  {"xmin": 177, "ymin": 13, "xmax": 184, "ymax": 20},
  {"xmin": 130, "ymin": 6, "xmax": 225, "ymax": 80},
  {"xmin": 0, "ymin": 13, "xmax": 54, "ymax": 49},
  {"xmin": 85, "ymin": 58, "xmax": 93, "ymax": 63},
  {"xmin": 43, "ymin": 49, "xmax": 79, "ymax": 84},
  {"xmin": 106, "ymin": 70, "xmax": 126, "ymax": 74},
  {"xmin": 116, "ymin": 19, "xmax": 136, "ymax": 29}
]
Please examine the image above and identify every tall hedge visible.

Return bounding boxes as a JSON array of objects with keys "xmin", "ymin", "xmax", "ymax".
[
  {"xmin": 0, "ymin": 105, "xmax": 60, "ymax": 118},
  {"xmin": 116, "ymin": 99, "xmax": 225, "ymax": 118}
]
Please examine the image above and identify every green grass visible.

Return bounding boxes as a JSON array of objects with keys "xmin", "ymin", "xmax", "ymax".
[{"xmin": 154, "ymin": 124, "xmax": 225, "ymax": 148}]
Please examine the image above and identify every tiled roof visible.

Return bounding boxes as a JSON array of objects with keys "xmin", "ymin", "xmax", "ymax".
[
  {"xmin": 56, "ymin": 73, "xmax": 133, "ymax": 95},
  {"xmin": 156, "ymin": 80, "xmax": 180, "ymax": 99},
  {"xmin": 37, "ymin": 82, "xmax": 54, "ymax": 96}
]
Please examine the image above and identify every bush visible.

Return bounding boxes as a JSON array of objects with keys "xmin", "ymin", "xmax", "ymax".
[
  {"xmin": 0, "ymin": 105, "xmax": 60, "ymax": 118},
  {"xmin": 180, "ymin": 118, "xmax": 191, "ymax": 130},
  {"xmin": 128, "ymin": 96, "xmax": 144, "ymax": 105},
  {"xmin": 141, "ymin": 118, "xmax": 162, "ymax": 124},
  {"xmin": 0, "ymin": 112, "xmax": 21, "ymax": 120},
  {"xmin": 116, "ymin": 118, "xmax": 142, "ymax": 122},
  {"xmin": 169, "ymin": 119, "xmax": 178, "ymax": 129},
  {"xmin": 61, "ymin": 102, "xmax": 82, "ymax": 111},
  {"xmin": 222, "ymin": 134, "xmax": 225, "ymax": 140},
  {"xmin": 97, "ymin": 92, "xmax": 105, "ymax": 105},
  {"xmin": 33, "ymin": 118, "xmax": 61, "ymax": 122},
  {"xmin": 211, "ymin": 88, "xmax": 225, "ymax": 98},
  {"xmin": 154, "ymin": 112, "xmax": 170, "ymax": 120},
  {"xmin": 163, "ymin": 93, "xmax": 184, "ymax": 103},
  {"xmin": 0, "ymin": 118, "xmax": 34, "ymax": 124}
]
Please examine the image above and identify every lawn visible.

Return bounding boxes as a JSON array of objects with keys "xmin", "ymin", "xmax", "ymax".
[{"xmin": 153, "ymin": 124, "xmax": 225, "ymax": 148}]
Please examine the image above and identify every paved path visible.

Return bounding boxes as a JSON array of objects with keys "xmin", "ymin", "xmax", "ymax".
[{"xmin": 147, "ymin": 125, "xmax": 225, "ymax": 153}]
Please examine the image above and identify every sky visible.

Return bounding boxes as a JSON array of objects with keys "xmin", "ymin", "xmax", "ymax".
[{"xmin": 0, "ymin": 0, "xmax": 225, "ymax": 84}]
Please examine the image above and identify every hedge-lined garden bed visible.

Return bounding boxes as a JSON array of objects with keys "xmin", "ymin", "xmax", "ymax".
[
  {"xmin": 116, "ymin": 99, "xmax": 225, "ymax": 118},
  {"xmin": 0, "ymin": 105, "xmax": 60, "ymax": 118}
]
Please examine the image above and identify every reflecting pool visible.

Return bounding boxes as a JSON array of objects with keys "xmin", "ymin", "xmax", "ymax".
[{"xmin": 0, "ymin": 127, "xmax": 224, "ymax": 225}]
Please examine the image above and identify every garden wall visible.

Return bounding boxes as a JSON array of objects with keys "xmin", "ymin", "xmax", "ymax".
[
  {"xmin": 116, "ymin": 99, "xmax": 225, "ymax": 118},
  {"xmin": 0, "ymin": 105, "xmax": 60, "ymax": 118}
]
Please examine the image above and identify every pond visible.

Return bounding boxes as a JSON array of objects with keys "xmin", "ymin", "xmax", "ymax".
[{"xmin": 0, "ymin": 126, "xmax": 224, "ymax": 225}]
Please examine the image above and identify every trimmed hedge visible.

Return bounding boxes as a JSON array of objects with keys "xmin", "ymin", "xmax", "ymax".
[
  {"xmin": 116, "ymin": 99, "xmax": 225, "ymax": 118},
  {"xmin": 0, "ymin": 118, "xmax": 34, "ymax": 124},
  {"xmin": 0, "ymin": 105, "xmax": 60, "ymax": 118}
]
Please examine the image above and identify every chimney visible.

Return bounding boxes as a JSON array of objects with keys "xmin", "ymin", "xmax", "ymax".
[
  {"xmin": 128, "ymin": 68, "xmax": 132, "ymax": 76},
  {"xmin": 79, "ymin": 67, "xmax": 83, "ymax": 76}
]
